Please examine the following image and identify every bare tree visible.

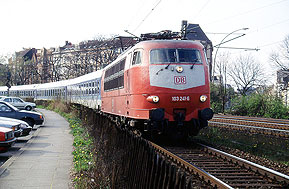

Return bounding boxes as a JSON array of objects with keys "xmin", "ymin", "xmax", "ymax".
[
  {"xmin": 0, "ymin": 55, "xmax": 9, "ymax": 86},
  {"xmin": 270, "ymin": 35, "xmax": 289, "ymax": 70},
  {"xmin": 228, "ymin": 54, "xmax": 265, "ymax": 95},
  {"xmin": 215, "ymin": 52, "xmax": 230, "ymax": 86},
  {"xmin": 6, "ymin": 35, "xmax": 136, "ymax": 84},
  {"xmin": 215, "ymin": 52, "xmax": 231, "ymax": 112}
]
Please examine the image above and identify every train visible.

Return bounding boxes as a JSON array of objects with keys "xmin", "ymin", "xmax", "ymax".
[{"xmin": 0, "ymin": 36, "xmax": 213, "ymax": 139}]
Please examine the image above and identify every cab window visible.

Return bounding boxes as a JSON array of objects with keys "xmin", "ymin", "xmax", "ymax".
[
  {"xmin": 150, "ymin": 48, "xmax": 202, "ymax": 64},
  {"xmin": 132, "ymin": 51, "xmax": 142, "ymax": 65}
]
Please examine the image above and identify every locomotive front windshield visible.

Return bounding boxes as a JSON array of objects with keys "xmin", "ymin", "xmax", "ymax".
[{"xmin": 150, "ymin": 48, "xmax": 202, "ymax": 64}]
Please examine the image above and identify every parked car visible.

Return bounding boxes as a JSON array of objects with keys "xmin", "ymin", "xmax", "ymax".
[
  {"xmin": 0, "ymin": 117, "xmax": 32, "ymax": 136},
  {"xmin": 0, "ymin": 127, "xmax": 16, "ymax": 152},
  {"xmin": 0, "ymin": 119, "xmax": 22, "ymax": 137},
  {"xmin": 0, "ymin": 96, "xmax": 36, "ymax": 111},
  {"xmin": 0, "ymin": 101, "xmax": 44, "ymax": 127}
]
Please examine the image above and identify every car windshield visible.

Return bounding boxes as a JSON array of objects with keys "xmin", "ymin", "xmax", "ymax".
[
  {"xmin": 0, "ymin": 102, "xmax": 19, "ymax": 111},
  {"xmin": 150, "ymin": 48, "xmax": 202, "ymax": 64},
  {"xmin": 14, "ymin": 98, "xmax": 24, "ymax": 103}
]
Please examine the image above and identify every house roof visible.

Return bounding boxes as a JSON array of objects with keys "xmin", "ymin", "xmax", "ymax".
[
  {"xmin": 15, "ymin": 48, "xmax": 37, "ymax": 61},
  {"xmin": 186, "ymin": 24, "xmax": 211, "ymax": 44}
]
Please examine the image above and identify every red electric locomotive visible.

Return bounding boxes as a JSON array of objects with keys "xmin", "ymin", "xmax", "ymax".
[{"xmin": 101, "ymin": 36, "xmax": 213, "ymax": 139}]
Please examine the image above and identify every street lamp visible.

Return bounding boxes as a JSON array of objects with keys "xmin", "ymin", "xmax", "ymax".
[{"xmin": 212, "ymin": 27, "xmax": 249, "ymax": 82}]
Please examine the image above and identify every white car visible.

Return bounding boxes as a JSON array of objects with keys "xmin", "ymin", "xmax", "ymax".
[{"xmin": 0, "ymin": 96, "xmax": 36, "ymax": 111}]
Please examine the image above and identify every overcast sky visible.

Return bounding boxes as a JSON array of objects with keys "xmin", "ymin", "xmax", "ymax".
[{"xmin": 0, "ymin": 0, "xmax": 289, "ymax": 81}]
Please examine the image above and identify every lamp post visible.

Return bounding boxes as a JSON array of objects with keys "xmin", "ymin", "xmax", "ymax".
[{"xmin": 212, "ymin": 28, "xmax": 248, "ymax": 113}]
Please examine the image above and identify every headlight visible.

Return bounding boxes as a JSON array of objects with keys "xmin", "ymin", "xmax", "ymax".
[
  {"xmin": 152, "ymin": 96, "xmax": 160, "ymax": 103},
  {"xmin": 146, "ymin": 96, "xmax": 160, "ymax": 103},
  {"xmin": 20, "ymin": 123, "xmax": 28, "ymax": 128},
  {"xmin": 200, "ymin": 95, "xmax": 207, "ymax": 102},
  {"xmin": 176, "ymin": 66, "xmax": 183, "ymax": 73}
]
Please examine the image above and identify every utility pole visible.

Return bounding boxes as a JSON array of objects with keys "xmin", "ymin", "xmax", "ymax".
[{"xmin": 6, "ymin": 70, "xmax": 11, "ymax": 96}]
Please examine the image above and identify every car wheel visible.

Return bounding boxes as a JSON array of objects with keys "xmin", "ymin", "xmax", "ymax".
[
  {"xmin": 22, "ymin": 118, "xmax": 35, "ymax": 128},
  {"xmin": 25, "ymin": 106, "xmax": 32, "ymax": 111}
]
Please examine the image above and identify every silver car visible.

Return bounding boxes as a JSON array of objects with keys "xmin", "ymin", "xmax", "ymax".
[
  {"xmin": 0, "ymin": 96, "xmax": 36, "ymax": 111},
  {"xmin": 0, "ymin": 117, "xmax": 32, "ymax": 136}
]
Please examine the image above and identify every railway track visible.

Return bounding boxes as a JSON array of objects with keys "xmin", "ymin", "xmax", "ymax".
[
  {"xmin": 151, "ymin": 142, "xmax": 289, "ymax": 188},
  {"xmin": 209, "ymin": 115, "xmax": 289, "ymax": 138},
  {"xmin": 214, "ymin": 115, "xmax": 289, "ymax": 125}
]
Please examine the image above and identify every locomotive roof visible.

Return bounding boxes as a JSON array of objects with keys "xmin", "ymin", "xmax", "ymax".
[
  {"xmin": 137, "ymin": 39, "xmax": 204, "ymax": 47},
  {"xmin": 104, "ymin": 39, "xmax": 204, "ymax": 71}
]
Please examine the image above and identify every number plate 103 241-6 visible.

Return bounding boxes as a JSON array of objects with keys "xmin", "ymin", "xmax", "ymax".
[{"xmin": 171, "ymin": 96, "xmax": 190, "ymax": 102}]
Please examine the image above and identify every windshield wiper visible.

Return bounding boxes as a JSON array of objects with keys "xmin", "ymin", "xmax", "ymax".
[
  {"xmin": 155, "ymin": 68, "xmax": 164, "ymax": 75},
  {"xmin": 190, "ymin": 59, "xmax": 200, "ymax": 69},
  {"xmin": 165, "ymin": 63, "xmax": 172, "ymax": 69},
  {"xmin": 156, "ymin": 62, "xmax": 172, "ymax": 75},
  {"xmin": 190, "ymin": 62, "xmax": 196, "ymax": 69}
]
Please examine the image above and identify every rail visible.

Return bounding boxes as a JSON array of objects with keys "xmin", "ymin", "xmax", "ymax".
[{"xmin": 209, "ymin": 115, "xmax": 289, "ymax": 137}]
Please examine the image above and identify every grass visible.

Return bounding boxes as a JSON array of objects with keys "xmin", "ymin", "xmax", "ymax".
[{"xmin": 67, "ymin": 114, "xmax": 95, "ymax": 188}]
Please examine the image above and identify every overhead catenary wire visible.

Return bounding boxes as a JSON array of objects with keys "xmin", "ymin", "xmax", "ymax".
[
  {"xmin": 217, "ymin": 47, "xmax": 260, "ymax": 51},
  {"xmin": 214, "ymin": 34, "xmax": 247, "ymax": 47},
  {"xmin": 227, "ymin": 40, "xmax": 283, "ymax": 56},
  {"xmin": 125, "ymin": 0, "xmax": 146, "ymax": 30},
  {"xmin": 206, "ymin": 32, "xmax": 245, "ymax": 35},
  {"xmin": 224, "ymin": 35, "xmax": 286, "ymax": 55},
  {"xmin": 203, "ymin": 0, "xmax": 288, "ymax": 28},
  {"xmin": 181, "ymin": 0, "xmax": 287, "ymax": 84},
  {"xmin": 258, "ymin": 40, "xmax": 284, "ymax": 48},
  {"xmin": 207, "ymin": 17, "xmax": 289, "ymax": 37},
  {"xmin": 189, "ymin": 0, "xmax": 288, "ymax": 51},
  {"xmin": 247, "ymin": 17, "xmax": 289, "ymax": 35},
  {"xmin": 193, "ymin": 0, "xmax": 211, "ymax": 22},
  {"xmin": 203, "ymin": 0, "xmax": 289, "ymax": 48},
  {"xmin": 132, "ymin": 0, "xmax": 162, "ymax": 32}
]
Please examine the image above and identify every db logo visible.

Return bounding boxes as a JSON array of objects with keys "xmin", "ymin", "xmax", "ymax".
[{"xmin": 174, "ymin": 76, "xmax": 186, "ymax": 85}]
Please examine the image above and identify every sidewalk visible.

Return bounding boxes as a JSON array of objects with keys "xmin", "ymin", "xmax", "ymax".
[{"xmin": 0, "ymin": 109, "xmax": 73, "ymax": 189}]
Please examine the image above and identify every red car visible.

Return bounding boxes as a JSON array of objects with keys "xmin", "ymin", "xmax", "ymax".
[{"xmin": 0, "ymin": 127, "xmax": 16, "ymax": 152}]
